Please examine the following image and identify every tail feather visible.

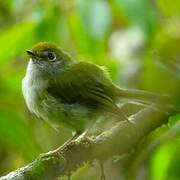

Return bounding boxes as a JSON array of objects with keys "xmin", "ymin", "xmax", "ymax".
[{"xmin": 115, "ymin": 87, "xmax": 173, "ymax": 105}]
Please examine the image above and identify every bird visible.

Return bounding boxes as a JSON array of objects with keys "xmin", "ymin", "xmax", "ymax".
[
  {"xmin": 22, "ymin": 42, "xmax": 169, "ymax": 133},
  {"xmin": 22, "ymin": 42, "xmax": 170, "ymax": 180}
]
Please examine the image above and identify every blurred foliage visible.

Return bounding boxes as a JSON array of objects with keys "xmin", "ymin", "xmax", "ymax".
[{"xmin": 0, "ymin": 0, "xmax": 179, "ymax": 179}]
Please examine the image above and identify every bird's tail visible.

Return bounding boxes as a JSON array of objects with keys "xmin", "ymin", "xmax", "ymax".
[{"xmin": 114, "ymin": 86, "xmax": 173, "ymax": 105}]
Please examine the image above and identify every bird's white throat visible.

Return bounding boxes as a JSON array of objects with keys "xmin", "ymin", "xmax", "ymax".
[{"xmin": 22, "ymin": 59, "xmax": 49, "ymax": 117}]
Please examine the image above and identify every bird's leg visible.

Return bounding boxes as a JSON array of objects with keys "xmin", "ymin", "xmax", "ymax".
[
  {"xmin": 126, "ymin": 117, "xmax": 135, "ymax": 125},
  {"xmin": 119, "ymin": 108, "xmax": 134, "ymax": 124},
  {"xmin": 52, "ymin": 130, "xmax": 87, "ymax": 154},
  {"xmin": 75, "ymin": 129, "xmax": 89, "ymax": 141},
  {"xmin": 99, "ymin": 160, "xmax": 106, "ymax": 180},
  {"xmin": 52, "ymin": 131, "xmax": 80, "ymax": 154},
  {"xmin": 71, "ymin": 130, "xmax": 82, "ymax": 141}
]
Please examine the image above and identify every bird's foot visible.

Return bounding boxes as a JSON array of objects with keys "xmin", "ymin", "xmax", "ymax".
[
  {"xmin": 126, "ymin": 117, "xmax": 135, "ymax": 125},
  {"xmin": 52, "ymin": 135, "xmax": 77, "ymax": 155},
  {"xmin": 76, "ymin": 130, "xmax": 89, "ymax": 142}
]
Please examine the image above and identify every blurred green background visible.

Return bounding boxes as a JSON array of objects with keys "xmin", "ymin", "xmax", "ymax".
[{"xmin": 0, "ymin": 0, "xmax": 180, "ymax": 179}]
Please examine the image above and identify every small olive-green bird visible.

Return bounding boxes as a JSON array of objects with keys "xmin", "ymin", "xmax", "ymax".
[{"xmin": 22, "ymin": 42, "xmax": 166, "ymax": 134}]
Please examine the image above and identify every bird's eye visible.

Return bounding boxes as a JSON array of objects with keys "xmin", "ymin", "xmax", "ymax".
[{"xmin": 47, "ymin": 52, "xmax": 56, "ymax": 61}]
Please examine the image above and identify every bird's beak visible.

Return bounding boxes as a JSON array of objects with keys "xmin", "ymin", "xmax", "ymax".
[{"xmin": 26, "ymin": 50, "xmax": 37, "ymax": 58}]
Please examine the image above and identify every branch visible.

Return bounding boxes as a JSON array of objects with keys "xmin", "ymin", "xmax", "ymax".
[{"xmin": 0, "ymin": 105, "xmax": 176, "ymax": 180}]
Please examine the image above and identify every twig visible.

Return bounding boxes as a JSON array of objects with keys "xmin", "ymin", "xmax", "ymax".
[{"xmin": 0, "ymin": 105, "xmax": 175, "ymax": 180}]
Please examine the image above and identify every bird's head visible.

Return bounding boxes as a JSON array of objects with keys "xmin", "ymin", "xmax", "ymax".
[{"xmin": 26, "ymin": 42, "xmax": 73, "ymax": 74}]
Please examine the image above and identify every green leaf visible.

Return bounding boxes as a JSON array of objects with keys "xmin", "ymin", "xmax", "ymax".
[
  {"xmin": 0, "ymin": 21, "xmax": 36, "ymax": 65},
  {"xmin": 150, "ymin": 141, "xmax": 180, "ymax": 180}
]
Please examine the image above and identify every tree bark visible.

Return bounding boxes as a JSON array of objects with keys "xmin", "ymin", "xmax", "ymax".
[{"xmin": 0, "ymin": 105, "xmax": 175, "ymax": 180}]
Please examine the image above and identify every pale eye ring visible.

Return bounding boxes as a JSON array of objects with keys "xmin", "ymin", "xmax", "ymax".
[{"xmin": 48, "ymin": 52, "xmax": 56, "ymax": 61}]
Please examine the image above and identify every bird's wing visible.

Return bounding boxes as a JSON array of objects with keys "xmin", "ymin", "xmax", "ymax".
[{"xmin": 47, "ymin": 62, "xmax": 127, "ymax": 119}]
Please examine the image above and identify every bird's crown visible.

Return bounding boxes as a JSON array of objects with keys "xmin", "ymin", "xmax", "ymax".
[
  {"xmin": 26, "ymin": 42, "xmax": 73, "ymax": 63},
  {"xmin": 31, "ymin": 42, "xmax": 59, "ymax": 52}
]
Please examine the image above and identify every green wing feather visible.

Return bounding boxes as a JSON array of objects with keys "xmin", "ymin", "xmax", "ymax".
[{"xmin": 47, "ymin": 61, "xmax": 127, "ymax": 119}]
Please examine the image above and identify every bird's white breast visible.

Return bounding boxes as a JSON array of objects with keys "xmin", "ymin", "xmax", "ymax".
[{"xmin": 22, "ymin": 60, "xmax": 48, "ymax": 117}]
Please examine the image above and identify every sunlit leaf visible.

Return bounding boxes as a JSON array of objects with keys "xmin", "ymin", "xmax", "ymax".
[{"xmin": 150, "ymin": 141, "xmax": 180, "ymax": 180}]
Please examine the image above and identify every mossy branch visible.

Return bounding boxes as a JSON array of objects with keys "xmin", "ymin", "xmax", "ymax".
[{"xmin": 0, "ymin": 104, "xmax": 175, "ymax": 180}]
